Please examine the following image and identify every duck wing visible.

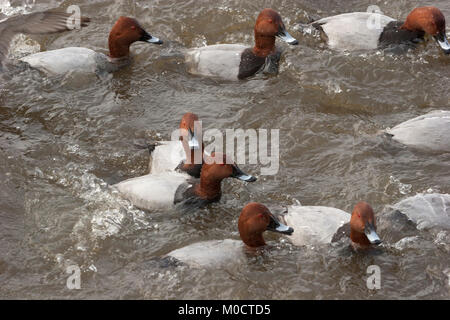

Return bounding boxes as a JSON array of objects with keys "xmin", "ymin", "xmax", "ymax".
[{"xmin": 0, "ymin": 9, "xmax": 90, "ymax": 65}]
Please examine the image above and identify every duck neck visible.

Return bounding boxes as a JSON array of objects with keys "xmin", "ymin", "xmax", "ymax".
[
  {"xmin": 180, "ymin": 162, "xmax": 198, "ymax": 172},
  {"xmin": 399, "ymin": 21, "xmax": 425, "ymax": 37},
  {"xmin": 179, "ymin": 163, "xmax": 202, "ymax": 178},
  {"xmin": 194, "ymin": 173, "xmax": 222, "ymax": 200},
  {"xmin": 108, "ymin": 35, "xmax": 131, "ymax": 59},
  {"xmin": 350, "ymin": 230, "xmax": 371, "ymax": 248},
  {"xmin": 253, "ymin": 34, "xmax": 276, "ymax": 57},
  {"xmin": 399, "ymin": 20, "xmax": 412, "ymax": 31},
  {"xmin": 179, "ymin": 146, "xmax": 203, "ymax": 176}
]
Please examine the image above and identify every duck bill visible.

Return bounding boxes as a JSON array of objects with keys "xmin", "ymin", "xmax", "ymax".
[
  {"xmin": 276, "ymin": 28, "xmax": 299, "ymax": 45},
  {"xmin": 434, "ymin": 32, "xmax": 450, "ymax": 54},
  {"xmin": 267, "ymin": 214, "xmax": 294, "ymax": 235},
  {"xmin": 187, "ymin": 128, "xmax": 200, "ymax": 150},
  {"xmin": 364, "ymin": 223, "xmax": 382, "ymax": 245},
  {"xmin": 140, "ymin": 30, "xmax": 163, "ymax": 45},
  {"xmin": 232, "ymin": 165, "xmax": 257, "ymax": 182}
]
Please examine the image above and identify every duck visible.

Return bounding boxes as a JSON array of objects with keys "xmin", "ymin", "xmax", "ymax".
[
  {"xmin": 311, "ymin": 6, "xmax": 450, "ymax": 54},
  {"xmin": 166, "ymin": 202, "xmax": 294, "ymax": 268},
  {"xmin": 385, "ymin": 110, "xmax": 450, "ymax": 153},
  {"xmin": 16, "ymin": 14, "xmax": 162, "ymax": 75},
  {"xmin": 148, "ymin": 112, "xmax": 204, "ymax": 178},
  {"xmin": 185, "ymin": 8, "xmax": 298, "ymax": 80},
  {"xmin": 283, "ymin": 201, "xmax": 381, "ymax": 249},
  {"xmin": 392, "ymin": 193, "xmax": 450, "ymax": 230},
  {"xmin": 0, "ymin": 9, "xmax": 90, "ymax": 69},
  {"xmin": 113, "ymin": 152, "xmax": 257, "ymax": 210}
]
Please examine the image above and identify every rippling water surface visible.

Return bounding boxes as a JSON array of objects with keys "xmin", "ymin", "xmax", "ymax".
[{"xmin": 0, "ymin": 0, "xmax": 449, "ymax": 299}]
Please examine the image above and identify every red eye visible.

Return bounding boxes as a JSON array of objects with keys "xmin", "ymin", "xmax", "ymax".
[
  {"xmin": 131, "ymin": 25, "xmax": 136, "ymax": 30},
  {"xmin": 258, "ymin": 213, "xmax": 264, "ymax": 219}
]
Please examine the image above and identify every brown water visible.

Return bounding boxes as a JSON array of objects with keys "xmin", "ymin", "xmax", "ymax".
[{"xmin": 0, "ymin": 0, "xmax": 449, "ymax": 299}]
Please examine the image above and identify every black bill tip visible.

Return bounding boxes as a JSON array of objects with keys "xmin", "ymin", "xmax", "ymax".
[
  {"xmin": 267, "ymin": 214, "xmax": 294, "ymax": 235},
  {"xmin": 232, "ymin": 165, "xmax": 257, "ymax": 182},
  {"xmin": 140, "ymin": 31, "xmax": 163, "ymax": 44}
]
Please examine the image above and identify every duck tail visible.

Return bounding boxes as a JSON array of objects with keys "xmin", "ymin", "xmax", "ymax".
[{"xmin": 133, "ymin": 142, "xmax": 160, "ymax": 155}]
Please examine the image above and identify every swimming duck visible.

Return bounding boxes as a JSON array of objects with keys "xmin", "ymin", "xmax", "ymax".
[
  {"xmin": 148, "ymin": 112, "xmax": 204, "ymax": 178},
  {"xmin": 283, "ymin": 201, "xmax": 381, "ymax": 249},
  {"xmin": 311, "ymin": 6, "xmax": 450, "ymax": 54},
  {"xmin": 113, "ymin": 152, "xmax": 256, "ymax": 210},
  {"xmin": 17, "ymin": 15, "xmax": 162, "ymax": 75},
  {"xmin": 166, "ymin": 202, "xmax": 294, "ymax": 268},
  {"xmin": 392, "ymin": 193, "xmax": 450, "ymax": 230},
  {"xmin": 185, "ymin": 8, "xmax": 298, "ymax": 80},
  {"xmin": 385, "ymin": 110, "xmax": 450, "ymax": 152}
]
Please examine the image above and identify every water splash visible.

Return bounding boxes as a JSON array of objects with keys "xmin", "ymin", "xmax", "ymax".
[
  {"xmin": 388, "ymin": 175, "xmax": 412, "ymax": 195},
  {"xmin": 27, "ymin": 159, "xmax": 153, "ymax": 271}
]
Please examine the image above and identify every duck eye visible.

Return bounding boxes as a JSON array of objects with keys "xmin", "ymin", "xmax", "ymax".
[{"xmin": 131, "ymin": 25, "xmax": 136, "ymax": 30}]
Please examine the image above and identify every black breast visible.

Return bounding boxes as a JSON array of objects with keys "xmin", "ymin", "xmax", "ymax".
[
  {"xmin": 175, "ymin": 161, "xmax": 202, "ymax": 179},
  {"xmin": 238, "ymin": 48, "xmax": 281, "ymax": 80},
  {"xmin": 331, "ymin": 222, "xmax": 351, "ymax": 243},
  {"xmin": 378, "ymin": 21, "xmax": 424, "ymax": 49},
  {"xmin": 186, "ymin": 164, "xmax": 202, "ymax": 178}
]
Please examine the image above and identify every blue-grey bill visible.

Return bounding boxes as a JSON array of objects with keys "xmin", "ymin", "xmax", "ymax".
[
  {"xmin": 277, "ymin": 30, "xmax": 299, "ymax": 45},
  {"xmin": 267, "ymin": 214, "xmax": 294, "ymax": 235},
  {"xmin": 435, "ymin": 33, "xmax": 450, "ymax": 54},
  {"xmin": 233, "ymin": 165, "xmax": 257, "ymax": 182},
  {"xmin": 437, "ymin": 37, "xmax": 450, "ymax": 54},
  {"xmin": 147, "ymin": 36, "xmax": 163, "ymax": 44},
  {"xmin": 365, "ymin": 224, "xmax": 381, "ymax": 245},
  {"xmin": 235, "ymin": 174, "xmax": 257, "ymax": 182},
  {"xmin": 275, "ymin": 223, "xmax": 294, "ymax": 234}
]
